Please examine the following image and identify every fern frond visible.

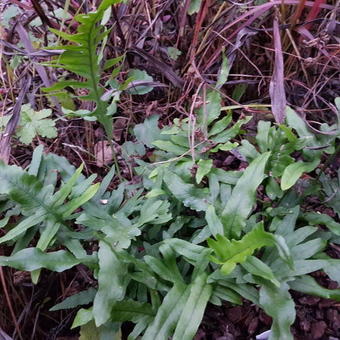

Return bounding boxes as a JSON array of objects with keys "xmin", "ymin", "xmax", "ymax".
[
  {"xmin": 0, "ymin": 162, "xmax": 98, "ymax": 250},
  {"xmin": 44, "ymin": 0, "xmax": 122, "ymax": 139}
]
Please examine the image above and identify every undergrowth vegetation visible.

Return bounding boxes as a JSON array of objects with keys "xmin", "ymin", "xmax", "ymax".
[
  {"xmin": 0, "ymin": 0, "xmax": 339, "ymax": 339},
  {"xmin": 1, "ymin": 104, "xmax": 339, "ymax": 339}
]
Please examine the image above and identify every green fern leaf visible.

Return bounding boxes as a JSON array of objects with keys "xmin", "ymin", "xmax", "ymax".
[
  {"xmin": 0, "ymin": 163, "xmax": 98, "ymax": 248},
  {"xmin": 44, "ymin": 0, "xmax": 122, "ymax": 138},
  {"xmin": 208, "ymin": 223, "xmax": 292, "ymax": 275}
]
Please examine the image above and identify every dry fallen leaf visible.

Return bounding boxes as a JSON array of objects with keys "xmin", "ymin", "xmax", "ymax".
[{"xmin": 94, "ymin": 141, "xmax": 113, "ymax": 167}]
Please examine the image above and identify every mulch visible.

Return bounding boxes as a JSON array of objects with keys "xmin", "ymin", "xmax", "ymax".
[{"xmin": 197, "ymin": 292, "xmax": 340, "ymax": 340}]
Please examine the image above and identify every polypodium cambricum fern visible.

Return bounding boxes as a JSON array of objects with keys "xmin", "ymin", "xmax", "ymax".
[
  {"xmin": 44, "ymin": 0, "xmax": 122, "ymax": 140},
  {"xmin": 0, "ymin": 153, "xmax": 99, "ymax": 282}
]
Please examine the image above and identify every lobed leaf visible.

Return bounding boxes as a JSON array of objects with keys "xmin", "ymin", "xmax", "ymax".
[
  {"xmin": 289, "ymin": 275, "xmax": 340, "ymax": 301},
  {"xmin": 93, "ymin": 241, "xmax": 128, "ymax": 326},
  {"xmin": 208, "ymin": 223, "xmax": 291, "ymax": 275},
  {"xmin": 259, "ymin": 281, "xmax": 295, "ymax": 340},
  {"xmin": 0, "ymin": 248, "xmax": 80, "ymax": 272},
  {"xmin": 281, "ymin": 159, "xmax": 319, "ymax": 190},
  {"xmin": 50, "ymin": 288, "xmax": 97, "ymax": 311},
  {"xmin": 221, "ymin": 152, "xmax": 271, "ymax": 237},
  {"xmin": 163, "ymin": 171, "xmax": 211, "ymax": 211}
]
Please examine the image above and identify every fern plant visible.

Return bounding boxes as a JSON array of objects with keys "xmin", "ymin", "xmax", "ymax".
[
  {"xmin": 44, "ymin": 0, "xmax": 124, "ymax": 180},
  {"xmin": 0, "ymin": 105, "xmax": 339, "ymax": 339},
  {"xmin": 45, "ymin": 0, "xmax": 122, "ymax": 135}
]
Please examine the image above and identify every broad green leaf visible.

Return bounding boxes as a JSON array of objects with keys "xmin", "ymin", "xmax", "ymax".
[
  {"xmin": 279, "ymin": 124, "xmax": 298, "ymax": 143},
  {"xmin": 110, "ymin": 300, "xmax": 155, "ymax": 322},
  {"xmin": 188, "ymin": 0, "xmax": 202, "ymax": 14},
  {"xmin": 98, "ymin": 0, "xmax": 123, "ymax": 11},
  {"xmin": 216, "ymin": 52, "xmax": 230, "ymax": 89},
  {"xmin": 0, "ymin": 114, "xmax": 12, "ymax": 131},
  {"xmin": 0, "ymin": 217, "xmax": 10, "ymax": 229},
  {"xmin": 29, "ymin": 145, "xmax": 44, "ymax": 176},
  {"xmin": 271, "ymin": 205, "xmax": 300, "ymax": 235},
  {"xmin": 256, "ymin": 121, "xmax": 271, "ymax": 152},
  {"xmin": 0, "ymin": 162, "xmax": 26, "ymax": 195},
  {"xmin": 291, "ymin": 238, "xmax": 326, "ymax": 260},
  {"xmin": 210, "ymin": 141, "xmax": 238, "ymax": 153},
  {"xmin": 93, "ymin": 165, "xmax": 115, "ymax": 200},
  {"xmin": 236, "ymin": 140, "xmax": 259, "ymax": 160},
  {"xmin": 8, "ymin": 173, "xmax": 45, "ymax": 210},
  {"xmin": 67, "ymin": 171, "xmax": 96, "ymax": 198},
  {"xmin": 259, "ymin": 281, "xmax": 295, "ymax": 340},
  {"xmin": 210, "ymin": 168, "xmax": 242, "ymax": 185},
  {"xmin": 121, "ymin": 141, "xmax": 146, "ymax": 159},
  {"xmin": 205, "ymin": 205, "xmax": 224, "ymax": 237},
  {"xmin": 221, "ymin": 152, "xmax": 271, "ymax": 237},
  {"xmin": 16, "ymin": 104, "xmax": 57, "ymax": 144},
  {"xmin": 281, "ymin": 159, "xmax": 319, "ymax": 190},
  {"xmin": 127, "ymin": 69, "xmax": 154, "ymax": 95},
  {"xmin": 72, "ymin": 307, "xmax": 94, "ymax": 328},
  {"xmin": 163, "ymin": 171, "xmax": 210, "ymax": 211},
  {"xmin": 301, "ymin": 212, "xmax": 340, "ymax": 236},
  {"xmin": 208, "ymin": 173, "xmax": 219, "ymax": 202},
  {"xmin": 152, "ymin": 140, "xmax": 187, "ymax": 155},
  {"xmin": 0, "ymin": 248, "xmax": 80, "ymax": 272},
  {"xmin": 232, "ymin": 83, "xmax": 247, "ymax": 101},
  {"xmin": 257, "ymin": 223, "xmax": 294, "ymax": 273},
  {"xmin": 36, "ymin": 220, "xmax": 61, "ymax": 251},
  {"xmin": 211, "ymin": 285, "xmax": 242, "ymax": 305},
  {"xmin": 52, "ymin": 164, "xmax": 84, "ymax": 206},
  {"xmin": 198, "ymin": 90, "xmax": 221, "ymax": 125},
  {"xmin": 220, "ymin": 281, "xmax": 259, "ymax": 305},
  {"xmin": 144, "ymin": 254, "xmax": 183, "ymax": 284},
  {"xmin": 284, "ymin": 226, "xmax": 317, "ymax": 248},
  {"xmin": 173, "ymin": 273, "xmax": 212, "ymax": 340},
  {"xmin": 0, "ymin": 210, "xmax": 45, "ymax": 244},
  {"xmin": 0, "ymin": 162, "xmax": 96, "ymax": 249},
  {"xmin": 335, "ymin": 97, "xmax": 340, "ymax": 112},
  {"xmin": 196, "ymin": 159, "xmax": 213, "ymax": 184},
  {"xmin": 163, "ymin": 238, "xmax": 210, "ymax": 264},
  {"xmin": 64, "ymin": 239, "xmax": 88, "ymax": 260},
  {"xmin": 211, "ymin": 116, "xmax": 252, "ymax": 143},
  {"xmin": 129, "ymin": 316, "xmax": 154, "ymax": 340},
  {"xmin": 62, "ymin": 183, "xmax": 99, "ymax": 217},
  {"xmin": 208, "ymin": 114, "xmax": 232, "ymax": 137},
  {"xmin": 266, "ymin": 177, "xmax": 283, "ymax": 200},
  {"xmin": 145, "ymin": 188, "xmax": 166, "ymax": 198},
  {"xmin": 209, "ymin": 268, "xmax": 260, "ymax": 302},
  {"xmin": 136, "ymin": 198, "xmax": 171, "ymax": 226},
  {"xmin": 289, "ymin": 275, "xmax": 340, "ymax": 300},
  {"xmin": 76, "ymin": 208, "xmax": 139, "ymax": 250},
  {"xmin": 241, "ymin": 256, "xmax": 280, "ymax": 286},
  {"xmin": 277, "ymin": 259, "xmax": 326, "ymax": 277},
  {"xmin": 286, "ymin": 107, "xmax": 317, "ymax": 146},
  {"xmin": 50, "ymin": 288, "xmax": 97, "ymax": 311},
  {"xmin": 93, "ymin": 241, "xmax": 128, "ymax": 326},
  {"xmin": 103, "ymin": 55, "xmax": 124, "ymax": 70},
  {"xmin": 142, "ymin": 283, "xmax": 189, "ymax": 340},
  {"xmin": 162, "ymin": 239, "xmax": 211, "ymax": 279}
]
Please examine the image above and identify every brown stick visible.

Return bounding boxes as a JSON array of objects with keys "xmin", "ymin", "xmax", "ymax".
[
  {"xmin": 0, "ymin": 267, "xmax": 23, "ymax": 340},
  {"xmin": 0, "ymin": 76, "xmax": 31, "ymax": 164}
]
